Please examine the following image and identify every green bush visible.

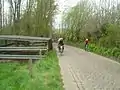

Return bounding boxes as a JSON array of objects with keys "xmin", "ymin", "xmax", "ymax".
[
  {"xmin": 112, "ymin": 47, "xmax": 120, "ymax": 57},
  {"xmin": 88, "ymin": 44, "xmax": 119, "ymax": 59}
]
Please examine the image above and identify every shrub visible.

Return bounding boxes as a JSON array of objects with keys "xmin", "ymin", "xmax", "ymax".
[{"xmin": 88, "ymin": 44, "xmax": 120, "ymax": 59}]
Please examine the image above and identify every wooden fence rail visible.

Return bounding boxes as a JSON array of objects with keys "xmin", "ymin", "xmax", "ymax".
[{"xmin": 0, "ymin": 35, "xmax": 53, "ymax": 77}]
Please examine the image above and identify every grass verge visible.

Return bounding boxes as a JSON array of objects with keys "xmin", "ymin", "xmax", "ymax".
[{"xmin": 0, "ymin": 50, "xmax": 64, "ymax": 90}]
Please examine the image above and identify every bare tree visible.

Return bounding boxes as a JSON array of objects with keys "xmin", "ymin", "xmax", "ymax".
[{"xmin": 2, "ymin": 0, "xmax": 4, "ymax": 27}]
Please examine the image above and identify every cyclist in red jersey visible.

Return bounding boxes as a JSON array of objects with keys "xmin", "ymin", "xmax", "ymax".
[
  {"xmin": 85, "ymin": 38, "xmax": 89, "ymax": 50},
  {"xmin": 85, "ymin": 38, "xmax": 89, "ymax": 44}
]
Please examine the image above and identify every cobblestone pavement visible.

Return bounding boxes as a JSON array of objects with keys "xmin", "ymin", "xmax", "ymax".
[{"xmin": 57, "ymin": 45, "xmax": 120, "ymax": 90}]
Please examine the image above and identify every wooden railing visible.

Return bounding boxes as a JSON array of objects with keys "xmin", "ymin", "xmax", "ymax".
[
  {"xmin": 0, "ymin": 35, "xmax": 53, "ymax": 60},
  {"xmin": 0, "ymin": 35, "xmax": 53, "ymax": 77}
]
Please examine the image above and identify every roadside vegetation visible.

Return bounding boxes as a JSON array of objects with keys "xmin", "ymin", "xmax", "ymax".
[
  {"xmin": 0, "ymin": 0, "xmax": 57, "ymax": 37},
  {"xmin": 0, "ymin": 0, "xmax": 64, "ymax": 90},
  {"xmin": 0, "ymin": 51, "xmax": 64, "ymax": 90},
  {"xmin": 54, "ymin": 0, "xmax": 120, "ymax": 61}
]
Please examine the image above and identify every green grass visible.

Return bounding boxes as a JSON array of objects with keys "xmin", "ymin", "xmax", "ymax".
[{"xmin": 0, "ymin": 51, "xmax": 64, "ymax": 90}]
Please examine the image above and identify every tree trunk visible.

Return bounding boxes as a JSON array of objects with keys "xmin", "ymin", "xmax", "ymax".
[{"xmin": 0, "ymin": 0, "xmax": 2, "ymax": 29}]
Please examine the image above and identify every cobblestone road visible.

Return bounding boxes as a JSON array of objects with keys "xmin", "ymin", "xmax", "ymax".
[{"xmin": 57, "ymin": 45, "xmax": 120, "ymax": 90}]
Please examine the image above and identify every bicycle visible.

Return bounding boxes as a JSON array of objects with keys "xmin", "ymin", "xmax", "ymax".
[
  {"xmin": 85, "ymin": 44, "xmax": 88, "ymax": 51},
  {"xmin": 58, "ymin": 45, "xmax": 64, "ymax": 55}
]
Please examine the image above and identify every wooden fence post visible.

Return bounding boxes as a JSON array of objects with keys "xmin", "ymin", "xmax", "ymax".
[{"xmin": 48, "ymin": 38, "xmax": 53, "ymax": 51}]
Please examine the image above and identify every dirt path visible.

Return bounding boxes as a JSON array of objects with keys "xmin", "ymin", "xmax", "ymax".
[{"xmin": 56, "ymin": 45, "xmax": 120, "ymax": 90}]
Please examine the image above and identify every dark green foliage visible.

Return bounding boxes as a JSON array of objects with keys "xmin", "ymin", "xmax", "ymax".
[{"xmin": 88, "ymin": 44, "xmax": 120, "ymax": 59}]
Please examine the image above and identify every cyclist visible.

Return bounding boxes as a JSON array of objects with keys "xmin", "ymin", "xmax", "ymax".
[
  {"xmin": 58, "ymin": 38, "xmax": 64, "ymax": 52},
  {"xmin": 85, "ymin": 38, "xmax": 89, "ymax": 50}
]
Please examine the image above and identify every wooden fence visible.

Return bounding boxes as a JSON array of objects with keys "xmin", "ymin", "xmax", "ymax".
[{"xmin": 0, "ymin": 35, "xmax": 53, "ymax": 77}]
